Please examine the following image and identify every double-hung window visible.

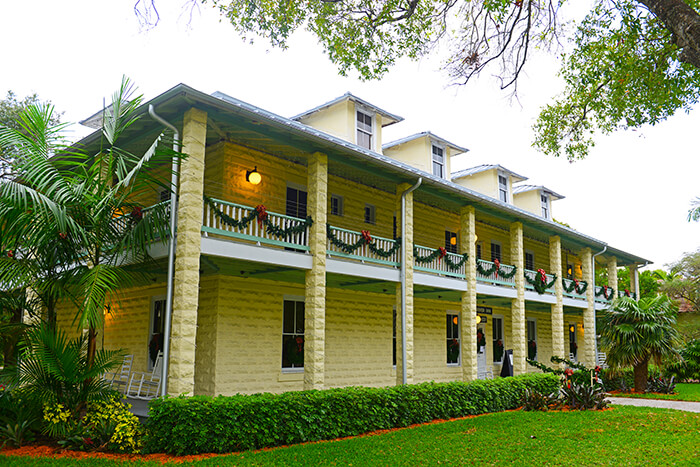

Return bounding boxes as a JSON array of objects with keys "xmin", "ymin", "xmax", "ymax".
[
  {"xmin": 432, "ymin": 144, "xmax": 445, "ymax": 178},
  {"xmin": 493, "ymin": 316, "xmax": 504, "ymax": 364},
  {"xmin": 356, "ymin": 110, "xmax": 373, "ymax": 150},
  {"xmin": 490, "ymin": 242, "xmax": 501, "ymax": 263},
  {"xmin": 527, "ymin": 318, "xmax": 538, "ymax": 361},
  {"xmin": 282, "ymin": 300, "xmax": 305, "ymax": 370},
  {"xmin": 330, "ymin": 194, "xmax": 344, "ymax": 217},
  {"xmin": 525, "ymin": 251, "xmax": 534, "ymax": 271},
  {"xmin": 149, "ymin": 297, "xmax": 166, "ymax": 370},
  {"xmin": 498, "ymin": 174, "xmax": 509, "ymax": 203},
  {"xmin": 446, "ymin": 313, "xmax": 460, "ymax": 365},
  {"xmin": 286, "ymin": 186, "xmax": 307, "ymax": 219},
  {"xmin": 445, "ymin": 230, "xmax": 458, "ymax": 254},
  {"xmin": 364, "ymin": 203, "xmax": 376, "ymax": 224},
  {"xmin": 541, "ymin": 194, "xmax": 549, "ymax": 219}
]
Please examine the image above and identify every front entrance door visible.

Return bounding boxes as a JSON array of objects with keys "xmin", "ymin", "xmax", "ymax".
[{"xmin": 477, "ymin": 323, "xmax": 487, "ymax": 378}]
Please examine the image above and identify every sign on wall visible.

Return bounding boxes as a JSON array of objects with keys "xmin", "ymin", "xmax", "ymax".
[{"xmin": 477, "ymin": 306, "xmax": 492, "ymax": 315}]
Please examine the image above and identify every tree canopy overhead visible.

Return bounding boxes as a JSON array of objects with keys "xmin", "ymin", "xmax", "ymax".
[{"xmin": 188, "ymin": 0, "xmax": 700, "ymax": 160}]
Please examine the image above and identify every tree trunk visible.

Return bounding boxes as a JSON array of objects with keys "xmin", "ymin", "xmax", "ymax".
[
  {"xmin": 1, "ymin": 307, "xmax": 22, "ymax": 369},
  {"xmin": 633, "ymin": 358, "xmax": 649, "ymax": 393},
  {"xmin": 637, "ymin": 0, "xmax": 700, "ymax": 68},
  {"xmin": 87, "ymin": 326, "xmax": 97, "ymax": 370}
]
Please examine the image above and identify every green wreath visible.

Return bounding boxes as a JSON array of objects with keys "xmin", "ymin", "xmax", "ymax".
[
  {"xmin": 476, "ymin": 259, "xmax": 517, "ymax": 279},
  {"xmin": 414, "ymin": 246, "xmax": 468, "ymax": 271},
  {"xmin": 326, "ymin": 225, "xmax": 400, "ymax": 258},
  {"xmin": 595, "ymin": 285, "xmax": 615, "ymax": 300},
  {"xmin": 525, "ymin": 269, "xmax": 557, "ymax": 294}
]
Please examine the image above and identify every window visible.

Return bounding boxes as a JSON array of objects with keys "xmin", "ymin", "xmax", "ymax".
[
  {"xmin": 541, "ymin": 194, "xmax": 549, "ymax": 219},
  {"xmin": 493, "ymin": 316, "xmax": 504, "ymax": 364},
  {"xmin": 525, "ymin": 251, "xmax": 534, "ymax": 271},
  {"xmin": 445, "ymin": 230, "xmax": 458, "ymax": 254},
  {"xmin": 393, "ymin": 215, "xmax": 397, "ymax": 239},
  {"xmin": 392, "ymin": 307, "xmax": 397, "ymax": 367},
  {"xmin": 476, "ymin": 242, "xmax": 482, "ymax": 260},
  {"xmin": 567, "ymin": 263, "xmax": 574, "ymax": 279},
  {"xmin": 330, "ymin": 194, "xmax": 344, "ymax": 216},
  {"xmin": 282, "ymin": 300, "xmax": 305, "ymax": 369},
  {"xmin": 432, "ymin": 144, "xmax": 445, "ymax": 178},
  {"xmin": 159, "ymin": 188, "xmax": 171, "ymax": 203},
  {"xmin": 569, "ymin": 323, "xmax": 578, "ymax": 360},
  {"xmin": 490, "ymin": 242, "xmax": 501, "ymax": 262},
  {"xmin": 446, "ymin": 313, "xmax": 460, "ymax": 365},
  {"xmin": 527, "ymin": 318, "xmax": 537, "ymax": 361},
  {"xmin": 356, "ymin": 110, "xmax": 373, "ymax": 150},
  {"xmin": 498, "ymin": 174, "xmax": 508, "ymax": 203},
  {"xmin": 149, "ymin": 297, "xmax": 166, "ymax": 370},
  {"xmin": 364, "ymin": 203, "xmax": 376, "ymax": 224},
  {"xmin": 286, "ymin": 186, "xmax": 307, "ymax": 219}
]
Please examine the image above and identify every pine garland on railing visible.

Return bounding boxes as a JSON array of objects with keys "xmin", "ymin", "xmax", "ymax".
[
  {"xmin": 475, "ymin": 258, "xmax": 517, "ymax": 279},
  {"xmin": 326, "ymin": 225, "xmax": 401, "ymax": 258},
  {"xmin": 525, "ymin": 268, "xmax": 557, "ymax": 294},
  {"xmin": 204, "ymin": 196, "xmax": 313, "ymax": 239},
  {"xmin": 563, "ymin": 278, "xmax": 588, "ymax": 295},
  {"xmin": 595, "ymin": 285, "xmax": 615, "ymax": 300},
  {"xmin": 413, "ymin": 246, "xmax": 468, "ymax": 271}
]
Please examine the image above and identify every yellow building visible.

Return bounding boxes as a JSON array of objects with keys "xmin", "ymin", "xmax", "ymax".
[{"xmin": 59, "ymin": 85, "xmax": 649, "ymax": 396}]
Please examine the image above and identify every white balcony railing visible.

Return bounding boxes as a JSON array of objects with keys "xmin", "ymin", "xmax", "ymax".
[
  {"xmin": 413, "ymin": 245, "xmax": 466, "ymax": 278},
  {"xmin": 475, "ymin": 259, "xmax": 516, "ymax": 287},
  {"xmin": 326, "ymin": 225, "xmax": 400, "ymax": 266}
]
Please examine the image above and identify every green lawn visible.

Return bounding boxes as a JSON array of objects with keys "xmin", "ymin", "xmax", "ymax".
[
  {"xmin": 612, "ymin": 383, "xmax": 700, "ymax": 402},
  {"xmin": 2, "ymin": 405, "xmax": 699, "ymax": 466}
]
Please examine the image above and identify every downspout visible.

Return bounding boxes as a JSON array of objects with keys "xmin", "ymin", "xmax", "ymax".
[
  {"xmin": 400, "ymin": 177, "xmax": 422, "ymax": 385},
  {"xmin": 591, "ymin": 245, "xmax": 607, "ymax": 364},
  {"xmin": 148, "ymin": 105, "xmax": 180, "ymax": 398}
]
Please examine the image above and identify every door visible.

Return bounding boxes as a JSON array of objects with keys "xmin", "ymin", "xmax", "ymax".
[{"xmin": 477, "ymin": 323, "xmax": 487, "ymax": 378}]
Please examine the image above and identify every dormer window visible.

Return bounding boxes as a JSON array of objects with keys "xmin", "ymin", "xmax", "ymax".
[
  {"xmin": 432, "ymin": 144, "xmax": 445, "ymax": 178},
  {"xmin": 498, "ymin": 174, "xmax": 508, "ymax": 203},
  {"xmin": 356, "ymin": 109, "xmax": 373, "ymax": 150},
  {"xmin": 541, "ymin": 194, "xmax": 550, "ymax": 219}
]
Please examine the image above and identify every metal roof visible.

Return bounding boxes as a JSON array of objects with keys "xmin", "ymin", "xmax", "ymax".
[
  {"xmin": 382, "ymin": 131, "xmax": 468, "ymax": 155},
  {"xmin": 513, "ymin": 184, "xmax": 565, "ymax": 200},
  {"xmin": 451, "ymin": 164, "xmax": 528, "ymax": 183},
  {"xmin": 290, "ymin": 92, "xmax": 403, "ymax": 126}
]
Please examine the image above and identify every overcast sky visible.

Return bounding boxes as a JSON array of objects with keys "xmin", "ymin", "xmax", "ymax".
[{"xmin": 3, "ymin": 1, "xmax": 699, "ymax": 269}]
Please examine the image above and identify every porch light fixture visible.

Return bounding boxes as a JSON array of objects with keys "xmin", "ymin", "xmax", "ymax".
[
  {"xmin": 450, "ymin": 235, "xmax": 457, "ymax": 246},
  {"xmin": 569, "ymin": 325, "xmax": 575, "ymax": 333},
  {"xmin": 475, "ymin": 315, "xmax": 481, "ymax": 325},
  {"xmin": 453, "ymin": 316, "xmax": 459, "ymax": 325},
  {"xmin": 246, "ymin": 166, "xmax": 262, "ymax": 185}
]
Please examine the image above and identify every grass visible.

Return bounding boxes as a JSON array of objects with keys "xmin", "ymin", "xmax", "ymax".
[
  {"xmin": 2, "ymin": 406, "xmax": 700, "ymax": 466},
  {"xmin": 611, "ymin": 383, "xmax": 700, "ymax": 402}
]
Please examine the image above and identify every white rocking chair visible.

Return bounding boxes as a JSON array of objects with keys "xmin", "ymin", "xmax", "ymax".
[
  {"xmin": 105, "ymin": 354, "xmax": 134, "ymax": 394},
  {"xmin": 126, "ymin": 351, "xmax": 163, "ymax": 400}
]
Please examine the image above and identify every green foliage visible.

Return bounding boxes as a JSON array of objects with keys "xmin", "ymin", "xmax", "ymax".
[
  {"xmin": 666, "ymin": 339, "xmax": 700, "ymax": 381},
  {"xmin": 560, "ymin": 382, "xmax": 609, "ymax": 410},
  {"xmin": 595, "ymin": 267, "xmax": 661, "ymax": 300},
  {"xmin": 145, "ymin": 374, "xmax": 558, "ymax": 455},
  {"xmin": 84, "ymin": 394, "xmax": 144, "ymax": 453},
  {"xmin": 662, "ymin": 249, "xmax": 700, "ymax": 313},
  {"xmin": 526, "ymin": 356, "xmax": 607, "ymax": 410},
  {"xmin": 646, "ymin": 375, "xmax": 676, "ymax": 394},
  {"xmin": 0, "ymin": 91, "xmax": 61, "ymax": 165},
  {"xmin": 520, "ymin": 388, "xmax": 561, "ymax": 411},
  {"xmin": 599, "ymin": 366, "xmax": 663, "ymax": 392},
  {"xmin": 0, "ymin": 389, "xmax": 41, "ymax": 448}
]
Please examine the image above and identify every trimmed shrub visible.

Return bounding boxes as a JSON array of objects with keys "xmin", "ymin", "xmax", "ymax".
[
  {"xmin": 146, "ymin": 373, "xmax": 558, "ymax": 455},
  {"xmin": 600, "ymin": 367, "xmax": 663, "ymax": 392}
]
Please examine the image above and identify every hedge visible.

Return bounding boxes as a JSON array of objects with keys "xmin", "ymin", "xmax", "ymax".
[{"xmin": 145, "ymin": 373, "xmax": 558, "ymax": 455}]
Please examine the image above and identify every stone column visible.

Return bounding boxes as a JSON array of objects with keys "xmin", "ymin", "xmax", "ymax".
[
  {"xmin": 169, "ymin": 107, "xmax": 207, "ymax": 395},
  {"xmin": 396, "ymin": 183, "xmax": 415, "ymax": 385},
  {"xmin": 460, "ymin": 206, "xmax": 477, "ymax": 381},
  {"xmin": 581, "ymin": 247, "xmax": 596, "ymax": 367},
  {"xmin": 549, "ymin": 236, "xmax": 565, "ymax": 362},
  {"xmin": 510, "ymin": 222, "xmax": 526, "ymax": 375},
  {"xmin": 304, "ymin": 152, "xmax": 328, "ymax": 390},
  {"xmin": 629, "ymin": 265, "xmax": 639, "ymax": 299},
  {"xmin": 607, "ymin": 257, "xmax": 618, "ymax": 297}
]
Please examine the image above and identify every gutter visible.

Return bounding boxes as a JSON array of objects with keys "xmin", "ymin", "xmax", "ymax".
[
  {"xmin": 400, "ymin": 177, "xmax": 422, "ymax": 384},
  {"xmin": 148, "ymin": 105, "xmax": 180, "ymax": 398}
]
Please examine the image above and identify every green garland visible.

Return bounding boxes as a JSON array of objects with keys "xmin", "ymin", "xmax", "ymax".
[
  {"xmin": 326, "ymin": 225, "xmax": 401, "ymax": 258},
  {"xmin": 563, "ymin": 278, "xmax": 588, "ymax": 295},
  {"xmin": 475, "ymin": 259, "xmax": 517, "ymax": 279},
  {"xmin": 414, "ymin": 246, "xmax": 468, "ymax": 271},
  {"xmin": 525, "ymin": 269, "xmax": 557, "ymax": 294},
  {"xmin": 204, "ymin": 196, "xmax": 313, "ymax": 239},
  {"xmin": 595, "ymin": 285, "xmax": 615, "ymax": 300}
]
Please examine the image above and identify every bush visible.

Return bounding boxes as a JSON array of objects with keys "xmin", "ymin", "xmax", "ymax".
[
  {"xmin": 666, "ymin": 339, "xmax": 700, "ymax": 382},
  {"xmin": 146, "ymin": 373, "xmax": 558, "ymax": 455},
  {"xmin": 600, "ymin": 367, "xmax": 663, "ymax": 392},
  {"xmin": 0, "ymin": 389, "xmax": 42, "ymax": 448}
]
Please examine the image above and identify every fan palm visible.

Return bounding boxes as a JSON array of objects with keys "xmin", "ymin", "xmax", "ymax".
[
  {"xmin": 599, "ymin": 295, "xmax": 680, "ymax": 392},
  {"xmin": 0, "ymin": 76, "xmax": 178, "ymax": 371}
]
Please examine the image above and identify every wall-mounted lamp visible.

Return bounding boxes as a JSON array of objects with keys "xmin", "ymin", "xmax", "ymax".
[
  {"xmin": 475, "ymin": 315, "xmax": 482, "ymax": 325},
  {"xmin": 450, "ymin": 235, "xmax": 457, "ymax": 246},
  {"xmin": 569, "ymin": 325, "xmax": 575, "ymax": 333},
  {"xmin": 246, "ymin": 166, "xmax": 262, "ymax": 185},
  {"xmin": 474, "ymin": 234, "xmax": 478, "ymax": 242}
]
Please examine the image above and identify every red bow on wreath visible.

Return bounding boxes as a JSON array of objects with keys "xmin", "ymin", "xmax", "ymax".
[
  {"xmin": 361, "ymin": 230, "xmax": 373, "ymax": 244},
  {"xmin": 438, "ymin": 247, "xmax": 447, "ymax": 260},
  {"xmin": 537, "ymin": 268, "xmax": 547, "ymax": 283},
  {"xmin": 494, "ymin": 258, "xmax": 500, "ymax": 270},
  {"xmin": 255, "ymin": 205, "xmax": 268, "ymax": 228},
  {"xmin": 574, "ymin": 278, "xmax": 579, "ymax": 286},
  {"xmin": 624, "ymin": 289, "xmax": 630, "ymax": 297},
  {"xmin": 603, "ymin": 285, "xmax": 608, "ymax": 292}
]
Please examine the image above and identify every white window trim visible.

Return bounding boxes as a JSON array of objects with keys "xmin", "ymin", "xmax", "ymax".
[
  {"xmin": 541, "ymin": 192, "xmax": 550, "ymax": 219},
  {"xmin": 493, "ymin": 314, "xmax": 505, "ymax": 365},
  {"xmin": 527, "ymin": 317, "xmax": 538, "ymax": 361},
  {"xmin": 330, "ymin": 193, "xmax": 344, "ymax": 217},
  {"xmin": 490, "ymin": 241, "xmax": 502, "ymax": 263},
  {"xmin": 149, "ymin": 295, "xmax": 167, "ymax": 371},
  {"xmin": 525, "ymin": 250, "xmax": 535, "ymax": 271},
  {"xmin": 281, "ymin": 295, "xmax": 305, "ymax": 373},
  {"xmin": 355, "ymin": 106, "xmax": 376, "ymax": 151},
  {"xmin": 431, "ymin": 141, "xmax": 446, "ymax": 179},
  {"xmin": 392, "ymin": 306, "xmax": 397, "ymax": 369},
  {"xmin": 364, "ymin": 203, "xmax": 376, "ymax": 224},
  {"xmin": 446, "ymin": 310, "xmax": 461, "ymax": 367},
  {"xmin": 497, "ymin": 172, "xmax": 509, "ymax": 203}
]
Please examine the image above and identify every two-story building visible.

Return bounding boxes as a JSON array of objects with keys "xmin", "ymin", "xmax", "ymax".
[{"xmin": 57, "ymin": 84, "xmax": 649, "ymax": 396}]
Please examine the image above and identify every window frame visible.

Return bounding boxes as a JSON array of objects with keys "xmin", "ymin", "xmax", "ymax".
[
  {"xmin": 355, "ymin": 107, "xmax": 374, "ymax": 151},
  {"xmin": 525, "ymin": 250, "xmax": 535, "ymax": 271},
  {"xmin": 281, "ymin": 297, "xmax": 306, "ymax": 372},
  {"xmin": 285, "ymin": 183, "xmax": 308, "ymax": 219},
  {"xmin": 490, "ymin": 241, "xmax": 502, "ymax": 263},
  {"xmin": 148, "ymin": 296, "xmax": 167, "ymax": 371},
  {"xmin": 392, "ymin": 307, "xmax": 397, "ymax": 368},
  {"xmin": 445, "ymin": 230, "xmax": 458, "ymax": 254},
  {"xmin": 330, "ymin": 194, "xmax": 344, "ymax": 217},
  {"xmin": 498, "ymin": 172, "xmax": 509, "ymax": 203},
  {"xmin": 431, "ymin": 143, "xmax": 445, "ymax": 179},
  {"xmin": 446, "ymin": 311, "xmax": 461, "ymax": 366},
  {"xmin": 527, "ymin": 318, "xmax": 538, "ymax": 361},
  {"xmin": 364, "ymin": 203, "xmax": 376, "ymax": 224},
  {"xmin": 541, "ymin": 193, "xmax": 550, "ymax": 219},
  {"xmin": 476, "ymin": 242, "xmax": 483, "ymax": 261},
  {"xmin": 492, "ymin": 315, "xmax": 505, "ymax": 364}
]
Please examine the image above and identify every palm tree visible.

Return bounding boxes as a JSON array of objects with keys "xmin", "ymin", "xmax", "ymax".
[
  {"xmin": 0, "ymin": 77, "xmax": 177, "ymax": 371},
  {"xmin": 599, "ymin": 295, "xmax": 680, "ymax": 392}
]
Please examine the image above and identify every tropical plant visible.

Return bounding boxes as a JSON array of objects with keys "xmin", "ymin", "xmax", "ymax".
[
  {"xmin": 599, "ymin": 295, "xmax": 680, "ymax": 392},
  {"xmin": 521, "ymin": 388, "xmax": 560, "ymax": 412},
  {"xmin": 1, "ymin": 323, "xmax": 122, "ymax": 416},
  {"xmin": 0, "ymin": 76, "xmax": 179, "ymax": 370},
  {"xmin": 646, "ymin": 375, "xmax": 676, "ymax": 394},
  {"xmin": 666, "ymin": 339, "xmax": 700, "ymax": 382},
  {"xmin": 661, "ymin": 250, "xmax": 700, "ymax": 313}
]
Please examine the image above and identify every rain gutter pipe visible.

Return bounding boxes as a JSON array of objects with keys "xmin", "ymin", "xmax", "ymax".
[
  {"xmin": 400, "ymin": 177, "xmax": 422, "ymax": 385},
  {"xmin": 148, "ymin": 104, "xmax": 180, "ymax": 398},
  {"xmin": 591, "ymin": 245, "xmax": 607, "ymax": 365}
]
